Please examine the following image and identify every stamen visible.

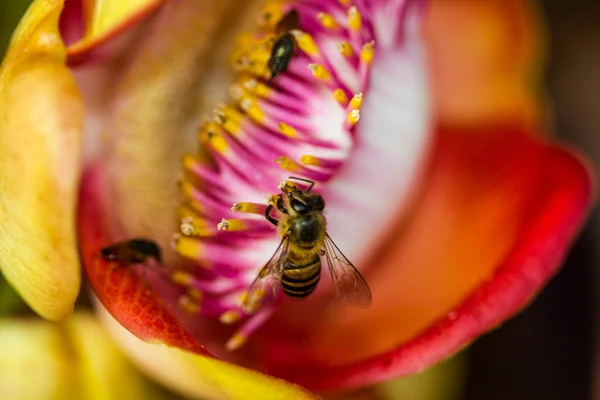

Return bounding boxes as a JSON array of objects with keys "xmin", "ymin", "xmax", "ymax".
[
  {"xmin": 300, "ymin": 154, "xmax": 343, "ymax": 169},
  {"xmin": 346, "ymin": 109, "xmax": 360, "ymax": 127},
  {"xmin": 333, "ymin": 88, "xmax": 349, "ymax": 106},
  {"xmin": 350, "ymin": 92, "xmax": 364, "ymax": 109},
  {"xmin": 337, "ymin": 41, "xmax": 355, "ymax": 58},
  {"xmin": 278, "ymin": 122, "xmax": 297, "ymax": 138},
  {"xmin": 348, "ymin": 6, "xmax": 362, "ymax": 31},
  {"xmin": 361, "ymin": 41, "xmax": 375, "ymax": 65},
  {"xmin": 220, "ymin": 310, "xmax": 242, "ymax": 325},
  {"xmin": 231, "ymin": 202, "xmax": 268, "ymax": 215},
  {"xmin": 178, "ymin": 294, "xmax": 201, "ymax": 314},
  {"xmin": 289, "ymin": 30, "xmax": 320, "ymax": 57},
  {"xmin": 308, "ymin": 63, "xmax": 332, "ymax": 82},
  {"xmin": 180, "ymin": 216, "xmax": 215, "ymax": 237},
  {"xmin": 175, "ymin": 1, "xmax": 382, "ymax": 351},
  {"xmin": 317, "ymin": 12, "xmax": 339, "ymax": 29}
]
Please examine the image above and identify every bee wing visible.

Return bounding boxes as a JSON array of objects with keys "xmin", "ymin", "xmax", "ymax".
[
  {"xmin": 242, "ymin": 237, "xmax": 289, "ymax": 314},
  {"xmin": 276, "ymin": 9, "xmax": 300, "ymax": 35},
  {"xmin": 323, "ymin": 233, "xmax": 372, "ymax": 309}
]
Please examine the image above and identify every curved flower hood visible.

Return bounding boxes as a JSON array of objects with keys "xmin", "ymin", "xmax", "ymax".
[{"xmin": 0, "ymin": 0, "xmax": 595, "ymax": 397}]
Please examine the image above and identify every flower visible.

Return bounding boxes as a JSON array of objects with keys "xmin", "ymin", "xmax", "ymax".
[{"xmin": 0, "ymin": 0, "xmax": 594, "ymax": 398}]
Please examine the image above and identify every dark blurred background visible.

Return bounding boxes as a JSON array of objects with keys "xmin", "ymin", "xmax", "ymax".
[
  {"xmin": 1, "ymin": 1, "xmax": 598, "ymax": 399},
  {"xmin": 464, "ymin": 1, "xmax": 599, "ymax": 400}
]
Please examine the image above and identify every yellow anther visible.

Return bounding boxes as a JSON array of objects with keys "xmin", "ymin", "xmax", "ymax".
[
  {"xmin": 361, "ymin": 41, "xmax": 375, "ymax": 64},
  {"xmin": 333, "ymin": 88, "xmax": 349, "ymax": 106},
  {"xmin": 232, "ymin": 202, "xmax": 263, "ymax": 214},
  {"xmin": 228, "ymin": 83, "xmax": 245, "ymax": 101},
  {"xmin": 337, "ymin": 41, "xmax": 355, "ymax": 58},
  {"xmin": 266, "ymin": 194, "xmax": 281, "ymax": 206},
  {"xmin": 202, "ymin": 129, "xmax": 229, "ymax": 154},
  {"xmin": 338, "ymin": 0, "xmax": 351, "ymax": 5},
  {"xmin": 348, "ymin": 6, "xmax": 362, "ymax": 31},
  {"xmin": 217, "ymin": 218, "xmax": 248, "ymax": 232},
  {"xmin": 238, "ymin": 96, "xmax": 264, "ymax": 123},
  {"xmin": 275, "ymin": 156, "xmax": 302, "ymax": 172},
  {"xmin": 171, "ymin": 270, "xmax": 195, "ymax": 286},
  {"xmin": 257, "ymin": 3, "xmax": 285, "ymax": 28},
  {"xmin": 290, "ymin": 30, "xmax": 319, "ymax": 56},
  {"xmin": 187, "ymin": 287, "xmax": 202, "ymax": 301},
  {"xmin": 308, "ymin": 63, "xmax": 331, "ymax": 81},
  {"xmin": 317, "ymin": 12, "xmax": 339, "ymax": 29},
  {"xmin": 241, "ymin": 77, "xmax": 271, "ymax": 98},
  {"xmin": 220, "ymin": 310, "xmax": 242, "ymax": 325},
  {"xmin": 300, "ymin": 155, "xmax": 319, "ymax": 166},
  {"xmin": 278, "ymin": 122, "xmax": 297, "ymax": 137},
  {"xmin": 178, "ymin": 295, "xmax": 200, "ymax": 314},
  {"xmin": 347, "ymin": 109, "xmax": 360, "ymax": 125},
  {"xmin": 226, "ymin": 333, "xmax": 248, "ymax": 351},
  {"xmin": 350, "ymin": 92, "xmax": 363, "ymax": 109},
  {"xmin": 173, "ymin": 235, "xmax": 209, "ymax": 266}
]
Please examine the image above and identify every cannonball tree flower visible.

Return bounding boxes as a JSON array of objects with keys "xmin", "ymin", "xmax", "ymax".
[{"xmin": 0, "ymin": 0, "xmax": 594, "ymax": 398}]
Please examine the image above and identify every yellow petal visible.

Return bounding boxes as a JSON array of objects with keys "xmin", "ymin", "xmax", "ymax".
[
  {"xmin": 68, "ymin": 0, "xmax": 166, "ymax": 56},
  {"xmin": 98, "ymin": 305, "xmax": 321, "ymax": 400},
  {"xmin": 0, "ymin": 313, "xmax": 164, "ymax": 399},
  {"xmin": 0, "ymin": 0, "xmax": 82, "ymax": 320}
]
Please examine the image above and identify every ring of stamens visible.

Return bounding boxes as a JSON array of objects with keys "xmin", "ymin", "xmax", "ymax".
[{"xmin": 171, "ymin": 0, "xmax": 376, "ymax": 351}]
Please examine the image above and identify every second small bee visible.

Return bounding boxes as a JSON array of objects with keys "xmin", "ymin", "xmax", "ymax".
[{"xmin": 267, "ymin": 9, "xmax": 300, "ymax": 85}]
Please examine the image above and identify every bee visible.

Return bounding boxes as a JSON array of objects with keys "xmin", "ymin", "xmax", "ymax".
[
  {"xmin": 100, "ymin": 239, "xmax": 162, "ymax": 269},
  {"xmin": 266, "ymin": 9, "xmax": 300, "ymax": 85},
  {"xmin": 242, "ymin": 177, "xmax": 372, "ymax": 314}
]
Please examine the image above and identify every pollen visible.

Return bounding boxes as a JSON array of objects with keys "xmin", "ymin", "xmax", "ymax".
[
  {"xmin": 171, "ymin": 269, "xmax": 195, "ymax": 286},
  {"xmin": 217, "ymin": 218, "xmax": 249, "ymax": 232},
  {"xmin": 333, "ymin": 88, "xmax": 349, "ymax": 106},
  {"xmin": 348, "ymin": 6, "xmax": 362, "ymax": 31},
  {"xmin": 238, "ymin": 96, "xmax": 265, "ymax": 123},
  {"xmin": 232, "ymin": 202, "xmax": 267, "ymax": 215},
  {"xmin": 317, "ymin": 12, "xmax": 339, "ymax": 29},
  {"xmin": 290, "ymin": 30, "xmax": 320, "ymax": 57},
  {"xmin": 220, "ymin": 310, "xmax": 242, "ymax": 325},
  {"xmin": 178, "ymin": 294, "xmax": 201, "ymax": 314},
  {"xmin": 217, "ymin": 218, "xmax": 230, "ymax": 231},
  {"xmin": 361, "ymin": 41, "xmax": 375, "ymax": 65},
  {"xmin": 337, "ymin": 41, "xmax": 355, "ymax": 58},
  {"xmin": 275, "ymin": 156, "xmax": 302, "ymax": 172},
  {"xmin": 350, "ymin": 92, "xmax": 364, "ymax": 109},
  {"xmin": 347, "ymin": 109, "xmax": 360, "ymax": 125},
  {"xmin": 308, "ymin": 63, "xmax": 331, "ymax": 81},
  {"xmin": 277, "ymin": 122, "xmax": 297, "ymax": 137}
]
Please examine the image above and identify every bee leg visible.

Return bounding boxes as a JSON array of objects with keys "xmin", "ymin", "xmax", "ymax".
[
  {"xmin": 265, "ymin": 204, "xmax": 279, "ymax": 226},
  {"xmin": 276, "ymin": 196, "xmax": 288, "ymax": 214}
]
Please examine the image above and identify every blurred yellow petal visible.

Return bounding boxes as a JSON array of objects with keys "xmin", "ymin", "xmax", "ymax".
[
  {"xmin": 0, "ymin": 0, "xmax": 82, "ymax": 320},
  {"xmin": 0, "ymin": 313, "xmax": 158, "ymax": 400},
  {"xmin": 99, "ymin": 305, "xmax": 320, "ymax": 400},
  {"xmin": 66, "ymin": 0, "xmax": 166, "ymax": 56}
]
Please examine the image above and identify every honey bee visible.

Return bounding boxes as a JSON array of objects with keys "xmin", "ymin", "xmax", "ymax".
[
  {"xmin": 242, "ymin": 177, "xmax": 372, "ymax": 314},
  {"xmin": 100, "ymin": 239, "xmax": 162, "ymax": 267},
  {"xmin": 266, "ymin": 9, "xmax": 300, "ymax": 85}
]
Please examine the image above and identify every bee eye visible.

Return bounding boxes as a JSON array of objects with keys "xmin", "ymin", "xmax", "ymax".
[
  {"xmin": 291, "ymin": 199, "xmax": 308, "ymax": 213},
  {"xmin": 312, "ymin": 196, "xmax": 324, "ymax": 211}
]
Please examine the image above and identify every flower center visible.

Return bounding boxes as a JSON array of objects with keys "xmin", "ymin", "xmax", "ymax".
[{"xmin": 168, "ymin": 0, "xmax": 378, "ymax": 350}]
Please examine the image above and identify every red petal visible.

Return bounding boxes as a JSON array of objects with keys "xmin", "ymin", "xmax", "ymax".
[
  {"xmin": 262, "ymin": 126, "xmax": 594, "ymax": 390},
  {"xmin": 77, "ymin": 167, "xmax": 207, "ymax": 355}
]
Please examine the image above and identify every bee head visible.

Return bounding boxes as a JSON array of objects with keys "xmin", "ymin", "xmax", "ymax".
[{"xmin": 289, "ymin": 191, "xmax": 325, "ymax": 213}]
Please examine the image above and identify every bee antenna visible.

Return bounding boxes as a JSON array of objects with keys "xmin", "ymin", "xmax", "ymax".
[{"xmin": 287, "ymin": 176, "xmax": 315, "ymax": 191}]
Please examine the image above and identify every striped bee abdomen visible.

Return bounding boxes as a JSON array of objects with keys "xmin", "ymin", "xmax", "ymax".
[{"xmin": 282, "ymin": 255, "xmax": 321, "ymax": 298}]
